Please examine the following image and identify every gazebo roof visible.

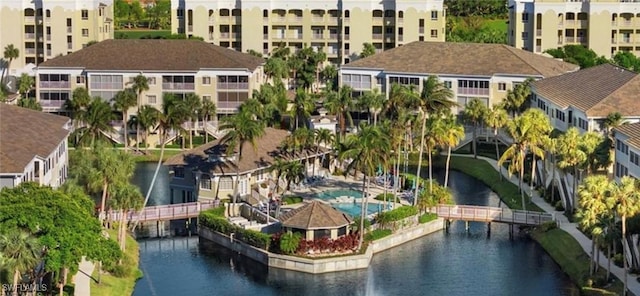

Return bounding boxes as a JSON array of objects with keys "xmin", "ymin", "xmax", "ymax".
[{"xmin": 279, "ymin": 201, "xmax": 353, "ymax": 230}]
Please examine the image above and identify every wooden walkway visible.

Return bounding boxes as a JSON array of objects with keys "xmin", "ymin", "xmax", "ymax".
[
  {"xmin": 106, "ymin": 201, "xmax": 218, "ymax": 223},
  {"xmin": 435, "ymin": 204, "xmax": 554, "ymax": 226}
]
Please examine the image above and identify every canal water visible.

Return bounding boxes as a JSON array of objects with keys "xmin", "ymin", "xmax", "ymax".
[{"xmin": 132, "ymin": 163, "xmax": 576, "ymax": 296}]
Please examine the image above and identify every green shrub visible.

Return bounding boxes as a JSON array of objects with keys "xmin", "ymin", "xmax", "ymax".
[
  {"xmin": 613, "ymin": 254, "xmax": 623, "ymax": 267},
  {"xmin": 351, "ymin": 216, "xmax": 371, "ymax": 231},
  {"xmin": 207, "ymin": 206, "xmax": 225, "ymax": 217},
  {"xmin": 279, "ymin": 232, "xmax": 302, "ymax": 254},
  {"xmin": 238, "ymin": 229, "xmax": 271, "ymax": 250},
  {"xmin": 555, "ymin": 201, "xmax": 565, "ymax": 211},
  {"xmin": 282, "ymin": 196, "xmax": 303, "ymax": 204},
  {"xmin": 364, "ymin": 229, "xmax": 392, "ymax": 241},
  {"xmin": 199, "ymin": 207, "xmax": 271, "ymax": 250},
  {"xmin": 375, "ymin": 193, "xmax": 394, "ymax": 201},
  {"xmin": 376, "ymin": 206, "xmax": 418, "ymax": 223},
  {"xmin": 538, "ymin": 221, "xmax": 558, "ymax": 232},
  {"xmin": 418, "ymin": 213, "xmax": 438, "ymax": 224},
  {"xmin": 110, "ymin": 264, "xmax": 132, "ymax": 278}
]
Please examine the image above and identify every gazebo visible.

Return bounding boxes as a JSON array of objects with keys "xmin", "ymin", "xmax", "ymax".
[{"xmin": 279, "ymin": 201, "xmax": 353, "ymax": 240}]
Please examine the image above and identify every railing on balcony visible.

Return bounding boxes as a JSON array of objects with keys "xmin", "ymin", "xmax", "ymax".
[
  {"xmin": 263, "ymin": 33, "xmax": 268, "ymax": 40},
  {"xmin": 312, "ymin": 16, "xmax": 324, "ymax": 22},
  {"xmin": 621, "ymin": 20, "xmax": 633, "ymax": 27},
  {"xmin": 399, "ymin": 35, "xmax": 404, "ymax": 42},
  {"xmin": 578, "ymin": 20, "xmax": 588, "ymax": 27},
  {"xmin": 273, "ymin": 33, "xmax": 284, "ymax": 39},
  {"xmin": 162, "ymin": 83, "xmax": 195, "ymax": 90},
  {"xmin": 312, "ymin": 33, "xmax": 324, "ymax": 40},
  {"xmin": 46, "ymin": 49, "xmax": 51, "ymax": 56},
  {"xmin": 419, "ymin": 27, "xmax": 425, "ymax": 34},
  {"xmin": 372, "ymin": 33, "xmax": 383, "ymax": 40},
  {"xmin": 39, "ymin": 81, "xmax": 71, "ymax": 88},
  {"xmin": 345, "ymin": 34, "xmax": 350, "ymax": 40},
  {"xmin": 263, "ymin": 48, "xmax": 269, "ymax": 55},
  {"xmin": 220, "ymin": 32, "xmax": 230, "ymax": 38},
  {"xmin": 24, "ymin": 16, "xmax": 35, "ymax": 22},
  {"xmin": 25, "ymin": 48, "xmax": 36, "ymax": 55},
  {"xmin": 231, "ymin": 33, "xmax": 241, "ymax": 38},
  {"xmin": 188, "ymin": 25, "xmax": 193, "ymax": 32},
  {"xmin": 208, "ymin": 17, "xmax": 215, "ymax": 24},
  {"xmin": 217, "ymin": 101, "xmax": 242, "ymax": 110},
  {"xmin": 375, "ymin": 48, "xmax": 383, "ymax": 54},
  {"xmin": 67, "ymin": 27, "xmax": 72, "ymax": 33},
  {"xmin": 329, "ymin": 33, "xmax": 338, "ymax": 39},
  {"xmin": 273, "ymin": 17, "xmax": 286, "ymax": 22},
  {"xmin": 344, "ymin": 49, "xmax": 350, "ymax": 55},
  {"xmin": 290, "ymin": 17, "xmax": 303, "ymax": 22},
  {"xmin": 536, "ymin": 46, "xmax": 542, "ymax": 52},
  {"xmin": 565, "ymin": 19, "xmax": 575, "ymax": 26},
  {"xmin": 565, "ymin": 36, "xmax": 575, "ymax": 43},
  {"xmin": 216, "ymin": 82, "xmax": 249, "ymax": 90},
  {"xmin": 577, "ymin": 36, "xmax": 587, "ymax": 43},
  {"xmin": 398, "ymin": 18, "xmax": 404, "ymax": 25},
  {"xmin": 209, "ymin": 33, "xmax": 214, "ymax": 40},
  {"xmin": 289, "ymin": 33, "xmax": 302, "ymax": 39},
  {"xmin": 219, "ymin": 16, "xmax": 230, "ymax": 22},
  {"xmin": 25, "ymin": 33, "xmax": 35, "ymax": 39},
  {"xmin": 327, "ymin": 48, "xmax": 339, "ymax": 55},
  {"xmin": 557, "ymin": 38, "xmax": 563, "ymax": 45},
  {"xmin": 40, "ymin": 100, "xmax": 66, "ymax": 108},
  {"xmin": 622, "ymin": 37, "xmax": 632, "ymax": 43},
  {"xmin": 263, "ymin": 17, "xmax": 268, "ymax": 23},
  {"xmin": 328, "ymin": 17, "xmax": 338, "ymax": 23},
  {"xmin": 457, "ymin": 87, "xmax": 490, "ymax": 96},
  {"xmin": 46, "ymin": 35, "xmax": 51, "ymax": 41},
  {"xmin": 612, "ymin": 37, "xmax": 617, "ymax": 43},
  {"xmin": 373, "ymin": 17, "xmax": 383, "ymax": 23},
  {"xmin": 67, "ymin": 43, "xmax": 73, "ymax": 49},
  {"xmin": 536, "ymin": 29, "xmax": 542, "ymax": 36}
]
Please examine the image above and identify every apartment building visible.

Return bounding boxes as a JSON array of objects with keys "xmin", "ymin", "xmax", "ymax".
[
  {"xmin": 613, "ymin": 122, "xmax": 640, "ymax": 181},
  {"xmin": 171, "ymin": 0, "xmax": 446, "ymax": 64},
  {"xmin": 0, "ymin": 103, "xmax": 71, "ymax": 190},
  {"xmin": 339, "ymin": 41, "xmax": 578, "ymax": 113},
  {"xmin": 531, "ymin": 63, "xmax": 640, "ymax": 133},
  {"xmin": 0, "ymin": 0, "xmax": 114, "ymax": 76},
  {"xmin": 508, "ymin": 0, "xmax": 640, "ymax": 58},
  {"xmin": 36, "ymin": 39, "xmax": 265, "ymax": 115}
]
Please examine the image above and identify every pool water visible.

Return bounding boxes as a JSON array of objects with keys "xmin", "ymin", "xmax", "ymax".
[
  {"xmin": 332, "ymin": 202, "xmax": 388, "ymax": 217},
  {"xmin": 315, "ymin": 189, "xmax": 364, "ymax": 201}
]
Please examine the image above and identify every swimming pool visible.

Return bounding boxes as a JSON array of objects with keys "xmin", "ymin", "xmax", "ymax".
[
  {"xmin": 332, "ymin": 202, "xmax": 389, "ymax": 218},
  {"xmin": 315, "ymin": 189, "xmax": 364, "ymax": 201}
]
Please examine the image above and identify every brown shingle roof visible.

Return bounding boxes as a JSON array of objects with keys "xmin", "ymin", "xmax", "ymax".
[
  {"xmin": 532, "ymin": 64, "xmax": 640, "ymax": 117},
  {"xmin": 279, "ymin": 201, "xmax": 353, "ymax": 230},
  {"xmin": 38, "ymin": 39, "xmax": 265, "ymax": 71},
  {"xmin": 164, "ymin": 128, "xmax": 327, "ymax": 175},
  {"xmin": 0, "ymin": 104, "xmax": 71, "ymax": 174},
  {"xmin": 344, "ymin": 41, "xmax": 578, "ymax": 77},
  {"xmin": 615, "ymin": 122, "xmax": 640, "ymax": 150}
]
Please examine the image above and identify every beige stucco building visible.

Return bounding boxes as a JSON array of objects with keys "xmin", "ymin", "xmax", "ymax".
[
  {"xmin": 508, "ymin": 0, "xmax": 640, "ymax": 58},
  {"xmin": 0, "ymin": 0, "xmax": 114, "ymax": 76},
  {"xmin": 339, "ymin": 41, "xmax": 579, "ymax": 113},
  {"xmin": 171, "ymin": 0, "xmax": 446, "ymax": 64}
]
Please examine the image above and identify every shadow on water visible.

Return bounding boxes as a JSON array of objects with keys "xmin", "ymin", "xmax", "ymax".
[
  {"xmin": 133, "ymin": 164, "xmax": 578, "ymax": 296},
  {"xmin": 131, "ymin": 162, "xmax": 170, "ymax": 206}
]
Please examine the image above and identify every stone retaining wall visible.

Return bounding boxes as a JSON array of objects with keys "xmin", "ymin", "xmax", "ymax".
[{"xmin": 199, "ymin": 218, "xmax": 444, "ymax": 274}]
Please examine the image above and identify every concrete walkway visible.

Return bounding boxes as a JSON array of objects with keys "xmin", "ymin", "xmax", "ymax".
[
  {"xmin": 455, "ymin": 154, "xmax": 640, "ymax": 295},
  {"xmin": 73, "ymin": 257, "xmax": 95, "ymax": 296}
]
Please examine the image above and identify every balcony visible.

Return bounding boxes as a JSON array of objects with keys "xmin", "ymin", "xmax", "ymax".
[
  {"xmin": 217, "ymin": 101, "xmax": 242, "ymax": 110},
  {"xmin": 329, "ymin": 33, "xmax": 338, "ymax": 39},
  {"xmin": 312, "ymin": 16, "xmax": 324, "ymax": 23},
  {"xmin": 536, "ymin": 45, "xmax": 542, "ymax": 52},
  {"xmin": 272, "ymin": 16, "xmax": 286, "ymax": 23},
  {"xmin": 621, "ymin": 20, "xmax": 634, "ymax": 27},
  {"xmin": 565, "ymin": 36, "xmax": 575, "ymax": 43},
  {"xmin": 312, "ymin": 33, "xmax": 324, "ymax": 40},
  {"xmin": 398, "ymin": 18, "xmax": 404, "ymax": 25},
  {"xmin": 536, "ymin": 29, "xmax": 542, "ymax": 36},
  {"xmin": 25, "ymin": 48, "xmax": 36, "ymax": 55},
  {"xmin": 46, "ymin": 35, "xmax": 51, "ymax": 41},
  {"xmin": 327, "ymin": 47, "xmax": 339, "ymax": 55},
  {"xmin": 399, "ymin": 35, "xmax": 403, "ymax": 42},
  {"xmin": 372, "ymin": 33, "xmax": 383, "ymax": 40},
  {"xmin": 24, "ymin": 16, "xmax": 35, "ymax": 22},
  {"xmin": 208, "ymin": 17, "xmax": 215, "ymax": 24},
  {"xmin": 67, "ymin": 27, "xmax": 72, "ymax": 34},
  {"xmin": 373, "ymin": 17, "xmax": 383, "ymax": 24},
  {"xmin": 25, "ymin": 33, "xmax": 35, "ymax": 39},
  {"xmin": 345, "ymin": 34, "xmax": 350, "ymax": 40},
  {"xmin": 188, "ymin": 25, "xmax": 193, "ymax": 32},
  {"xmin": 289, "ymin": 33, "xmax": 302, "ymax": 40},
  {"xmin": 565, "ymin": 19, "xmax": 575, "ymax": 26},
  {"xmin": 622, "ymin": 37, "xmax": 632, "ymax": 44},
  {"xmin": 328, "ymin": 17, "xmax": 338, "ymax": 23},
  {"xmin": 344, "ymin": 49, "xmax": 350, "ymax": 55},
  {"xmin": 39, "ymin": 81, "xmax": 71, "ymax": 88},
  {"xmin": 263, "ymin": 48, "xmax": 269, "ymax": 55},
  {"xmin": 263, "ymin": 34, "xmax": 268, "ymax": 40},
  {"xmin": 162, "ymin": 82, "xmax": 195, "ymax": 90},
  {"xmin": 40, "ymin": 100, "xmax": 66, "ymax": 108},
  {"xmin": 612, "ymin": 37, "xmax": 618, "ymax": 43},
  {"xmin": 263, "ymin": 17, "xmax": 268, "ymax": 23},
  {"xmin": 290, "ymin": 17, "xmax": 303, "ymax": 23},
  {"xmin": 67, "ymin": 43, "xmax": 73, "ymax": 49},
  {"xmin": 577, "ymin": 36, "xmax": 587, "ymax": 43},
  {"xmin": 209, "ymin": 33, "xmax": 214, "ymax": 40},
  {"xmin": 231, "ymin": 33, "xmax": 241, "ymax": 38},
  {"xmin": 219, "ymin": 16, "xmax": 230, "ymax": 23},
  {"xmin": 47, "ymin": 49, "xmax": 51, "ymax": 56},
  {"xmin": 217, "ymin": 82, "xmax": 248, "ymax": 90},
  {"xmin": 220, "ymin": 32, "xmax": 230, "ymax": 39},
  {"xmin": 578, "ymin": 20, "xmax": 588, "ymax": 27},
  {"xmin": 558, "ymin": 20, "xmax": 564, "ymax": 26},
  {"xmin": 457, "ymin": 87, "xmax": 489, "ymax": 96},
  {"xmin": 419, "ymin": 27, "xmax": 425, "ymax": 34}
]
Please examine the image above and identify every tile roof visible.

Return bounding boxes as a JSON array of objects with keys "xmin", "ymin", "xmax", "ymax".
[
  {"xmin": 279, "ymin": 201, "xmax": 353, "ymax": 230},
  {"xmin": 615, "ymin": 122, "xmax": 640, "ymax": 150},
  {"xmin": 0, "ymin": 104, "xmax": 71, "ymax": 174},
  {"xmin": 343, "ymin": 41, "xmax": 578, "ymax": 77},
  {"xmin": 531, "ymin": 64, "xmax": 640, "ymax": 117},
  {"xmin": 164, "ymin": 127, "xmax": 327, "ymax": 175},
  {"xmin": 38, "ymin": 39, "xmax": 265, "ymax": 71}
]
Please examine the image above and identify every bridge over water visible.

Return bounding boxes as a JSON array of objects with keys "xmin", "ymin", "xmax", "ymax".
[{"xmin": 435, "ymin": 204, "xmax": 555, "ymax": 233}]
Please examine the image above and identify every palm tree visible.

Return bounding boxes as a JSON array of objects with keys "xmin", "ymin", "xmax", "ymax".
[
  {"xmin": 609, "ymin": 176, "xmax": 640, "ymax": 295},
  {"xmin": 66, "ymin": 88, "xmax": 92, "ymax": 144},
  {"xmin": 502, "ymin": 79, "xmax": 533, "ymax": 117},
  {"xmin": 200, "ymin": 97, "xmax": 217, "ymax": 143},
  {"xmin": 17, "ymin": 73, "xmax": 34, "ymax": 99},
  {"xmin": 399, "ymin": 76, "xmax": 456, "ymax": 205},
  {"xmin": 137, "ymin": 105, "xmax": 161, "ymax": 153},
  {"xmin": 269, "ymin": 158, "xmax": 289, "ymax": 198},
  {"xmin": 557, "ymin": 127, "xmax": 587, "ymax": 211},
  {"xmin": 290, "ymin": 88, "xmax": 314, "ymax": 129},
  {"xmin": 423, "ymin": 116, "xmax": 444, "ymax": 194},
  {"xmin": 264, "ymin": 57, "xmax": 289, "ymax": 80},
  {"xmin": 324, "ymin": 86, "xmax": 354, "ymax": 140},
  {"xmin": 74, "ymin": 98, "xmax": 115, "ymax": 147},
  {"xmin": 438, "ymin": 115, "xmax": 465, "ymax": 188},
  {"xmin": 239, "ymin": 98, "xmax": 266, "ymax": 121},
  {"xmin": 463, "ymin": 99, "xmax": 488, "ymax": 159},
  {"xmin": 604, "ymin": 111, "xmax": 627, "ymax": 171},
  {"xmin": 339, "ymin": 123, "xmax": 390, "ymax": 250},
  {"xmin": 357, "ymin": 89, "xmax": 385, "ymax": 125},
  {"xmin": 17, "ymin": 98, "xmax": 42, "ymax": 111},
  {"xmin": 109, "ymin": 182, "xmax": 143, "ymax": 251},
  {"xmin": 2, "ymin": 44, "xmax": 19, "ymax": 82},
  {"xmin": 577, "ymin": 175, "xmax": 611, "ymax": 277},
  {"xmin": 219, "ymin": 109, "xmax": 266, "ymax": 216},
  {"xmin": 484, "ymin": 105, "xmax": 509, "ymax": 179},
  {"xmin": 113, "ymin": 89, "xmax": 137, "ymax": 150},
  {"xmin": 281, "ymin": 160, "xmax": 305, "ymax": 198},
  {"xmin": 183, "ymin": 93, "xmax": 202, "ymax": 149},
  {"xmin": 0, "ymin": 231, "xmax": 41, "ymax": 296},
  {"xmin": 129, "ymin": 75, "xmax": 149, "ymax": 150},
  {"xmin": 523, "ymin": 109, "xmax": 552, "ymax": 192}
]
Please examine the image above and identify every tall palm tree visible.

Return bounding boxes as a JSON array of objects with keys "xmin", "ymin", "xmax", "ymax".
[
  {"xmin": 423, "ymin": 116, "xmax": 444, "ymax": 194},
  {"xmin": 264, "ymin": 57, "xmax": 289, "ymax": 81},
  {"xmin": 183, "ymin": 93, "xmax": 202, "ymax": 149},
  {"xmin": 2, "ymin": 44, "xmax": 19, "ymax": 82},
  {"xmin": 557, "ymin": 127, "xmax": 587, "ymax": 211},
  {"xmin": 577, "ymin": 175, "xmax": 612, "ymax": 277},
  {"xmin": 523, "ymin": 109, "xmax": 552, "ymax": 192},
  {"xmin": 281, "ymin": 160, "xmax": 305, "ymax": 198},
  {"xmin": 130, "ymin": 75, "xmax": 149, "ymax": 150},
  {"xmin": 463, "ymin": 99, "xmax": 488, "ymax": 159},
  {"xmin": 290, "ymin": 88, "xmax": 314, "ymax": 129},
  {"xmin": 137, "ymin": 105, "xmax": 161, "ymax": 153},
  {"xmin": 324, "ymin": 86, "xmax": 354, "ymax": 141},
  {"xmin": 74, "ymin": 98, "xmax": 115, "ymax": 147},
  {"xmin": 113, "ymin": 89, "xmax": 137, "ymax": 150},
  {"xmin": 269, "ymin": 158, "xmax": 289, "ymax": 198},
  {"xmin": 438, "ymin": 115, "xmax": 465, "ymax": 188},
  {"xmin": 399, "ymin": 76, "xmax": 456, "ymax": 205},
  {"xmin": 219, "ymin": 109, "xmax": 266, "ymax": 216},
  {"xmin": 484, "ymin": 105, "xmax": 509, "ymax": 179},
  {"xmin": 239, "ymin": 98, "xmax": 266, "ymax": 121},
  {"xmin": 339, "ymin": 123, "xmax": 390, "ymax": 250},
  {"xmin": 17, "ymin": 73, "xmax": 34, "ymax": 99},
  {"xmin": 0, "ymin": 231, "xmax": 41, "ymax": 296},
  {"xmin": 357, "ymin": 88, "xmax": 385, "ymax": 125},
  {"xmin": 109, "ymin": 182, "xmax": 143, "ymax": 251},
  {"xmin": 66, "ymin": 87, "xmax": 92, "ymax": 144},
  {"xmin": 604, "ymin": 111, "xmax": 627, "ymax": 172},
  {"xmin": 609, "ymin": 176, "xmax": 640, "ymax": 295},
  {"xmin": 502, "ymin": 79, "xmax": 533, "ymax": 117},
  {"xmin": 200, "ymin": 97, "xmax": 217, "ymax": 143}
]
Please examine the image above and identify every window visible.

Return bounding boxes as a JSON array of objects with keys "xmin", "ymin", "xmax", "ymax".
[
  {"xmin": 39, "ymin": 91, "xmax": 70, "ymax": 102},
  {"xmin": 431, "ymin": 11, "xmax": 438, "ymax": 20},
  {"xmin": 419, "ymin": 36, "xmax": 424, "ymax": 41},
  {"xmin": 430, "ymin": 30, "xmax": 438, "ymax": 38},
  {"xmin": 578, "ymin": 118, "xmax": 588, "ymax": 130},
  {"xmin": 203, "ymin": 76, "xmax": 211, "ymax": 85},
  {"xmin": 631, "ymin": 151, "xmax": 640, "ymax": 166},
  {"xmin": 81, "ymin": 10, "xmax": 88, "ymax": 20},
  {"xmin": 537, "ymin": 99, "xmax": 547, "ymax": 112},
  {"xmin": 216, "ymin": 75, "xmax": 249, "ymax": 89},
  {"xmin": 555, "ymin": 109, "xmax": 565, "ymax": 122},
  {"xmin": 617, "ymin": 139, "xmax": 629, "ymax": 155},
  {"xmin": 498, "ymin": 82, "xmax": 506, "ymax": 91},
  {"xmin": 616, "ymin": 162, "xmax": 629, "ymax": 178},
  {"xmin": 219, "ymin": 178, "xmax": 233, "ymax": 190},
  {"xmin": 376, "ymin": 77, "xmax": 384, "ymax": 85},
  {"xmin": 444, "ymin": 81, "xmax": 452, "ymax": 89},
  {"xmin": 202, "ymin": 95, "xmax": 212, "ymax": 102},
  {"xmin": 147, "ymin": 77, "xmax": 156, "ymax": 85},
  {"xmin": 90, "ymin": 75, "xmax": 123, "ymax": 89},
  {"xmin": 522, "ymin": 13, "xmax": 529, "ymax": 23},
  {"xmin": 177, "ymin": 9, "xmax": 184, "ymax": 18},
  {"xmin": 76, "ymin": 76, "xmax": 86, "ymax": 84},
  {"xmin": 389, "ymin": 76, "xmax": 420, "ymax": 86},
  {"xmin": 147, "ymin": 95, "xmax": 157, "ymax": 104},
  {"xmin": 82, "ymin": 29, "xmax": 89, "ymax": 37},
  {"xmin": 342, "ymin": 74, "xmax": 372, "ymax": 89},
  {"xmin": 200, "ymin": 174, "xmax": 212, "ymax": 190},
  {"xmin": 174, "ymin": 167, "xmax": 185, "ymax": 178},
  {"xmin": 521, "ymin": 32, "xmax": 528, "ymax": 40}
]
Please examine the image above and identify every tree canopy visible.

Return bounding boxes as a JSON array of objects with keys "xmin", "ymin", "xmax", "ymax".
[{"xmin": 544, "ymin": 45, "xmax": 609, "ymax": 69}]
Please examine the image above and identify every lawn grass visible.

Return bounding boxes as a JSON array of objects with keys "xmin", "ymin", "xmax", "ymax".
[
  {"xmin": 115, "ymin": 29, "xmax": 171, "ymax": 39},
  {"xmin": 91, "ymin": 229, "xmax": 142, "ymax": 296},
  {"xmin": 482, "ymin": 18, "xmax": 508, "ymax": 32},
  {"xmin": 453, "ymin": 142, "xmax": 508, "ymax": 160},
  {"xmin": 531, "ymin": 228, "xmax": 624, "ymax": 295},
  {"xmin": 431, "ymin": 155, "xmax": 543, "ymax": 212},
  {"xmin": 132, "ymin": 149, "xmax": 182, "ymax": 162}
]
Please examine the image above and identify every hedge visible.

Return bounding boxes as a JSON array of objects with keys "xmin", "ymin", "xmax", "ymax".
[
  {"xmin": 376, "ymin": 206, "xmax": 418, "ymax": 223},
  {"xmin": 418, "ymin": 213, "xmax": 438, "ymax": 224},
  {"xmin": 364, "ymin": 229, "xmax": 392, "ymax": 241},
  {"xmin": 199, "ymin": 208, "xmax": 271, "ymax": 250}
]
